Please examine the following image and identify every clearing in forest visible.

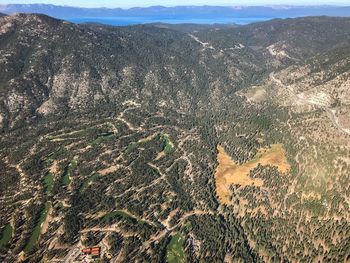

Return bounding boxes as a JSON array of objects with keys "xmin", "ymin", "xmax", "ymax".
[
  {"xmin": 24, "ymin": 202, "xmax": 51, "ymax": 252},
  {"xmin": 62, "ymin": 160, "xmax": 78, "ymax": 186},
  {"xmin": 166, "ymin": 232, "xmax": 186, "ymax": 263},
  {"xmin": 0, "ymin": 224, "xmax": 13, "ymax": 249},
  {"xmin": 100, "ymin": 210, "xmax": 152, "ymax": 226},
  {"xmin": 161, "ymin": 134, "xmax": 174, "ymax": 154},
  {"xmin": 215, "ymin": 144, "xmax": 290, "ymax": 204},
  {"xmin": 43, "ymin": 172, "xmax": 54, "ymax": 194},
  {"xmin": 239, "ymin": 86, "xmax": 267, "ymax": 103}
]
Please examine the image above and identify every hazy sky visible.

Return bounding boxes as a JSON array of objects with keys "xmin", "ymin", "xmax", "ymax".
[{"xmin": 1, "ymin": 0, "xmax": 349, "ymax": 8}]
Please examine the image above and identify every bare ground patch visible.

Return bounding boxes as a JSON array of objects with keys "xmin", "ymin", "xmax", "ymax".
[
  {"xmin": 215, "ymin": 144, "xmax": 290, "ymax": 204},
  {"xmin": 98, "ymin": 165, "xmax": 120, "ymax": 176},
  {"xmin": 49, "ymin": 160, "xmax": 59, "ymax": 174},
  {"xmin": 238, "ymin": 86, "xmax": 267, "ymax": 103}
]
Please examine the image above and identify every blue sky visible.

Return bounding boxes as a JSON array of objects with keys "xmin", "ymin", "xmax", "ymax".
[{"xmin": 0, "ymin": 0, "xmax": 349, "ymax": 8}]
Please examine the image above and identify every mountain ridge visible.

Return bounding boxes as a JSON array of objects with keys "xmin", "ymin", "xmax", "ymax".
[{"xmin": 1, "ymin": 4, "xmax": 350, "ymax": 20}]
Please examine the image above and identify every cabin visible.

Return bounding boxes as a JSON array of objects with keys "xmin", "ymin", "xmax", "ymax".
[{"xmin": 81, "ymin": 246, "xmax": 101, "ymax": 259}]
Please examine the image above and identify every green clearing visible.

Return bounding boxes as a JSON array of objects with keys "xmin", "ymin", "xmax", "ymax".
[
  {"xmin": 43, "ymin": 172, "xmax": 54, "ymax": 194},
  {"xmin": 62, "ymin": 160, "xmax": 78, "ymax": 185},
  {"xmin": 125, "ymin": 133, "xmax": 173, "ymax": 155},
  {"xmin": 80, "ymin": 173, "xmax": 100, "ymax": 192},
  {"xmin": 0, "ymin": 224, "xmax": 13, "ymax": 249},
  {"xmin": 24, "ymin": 202, "xmax": 51, "ymax": 253},
  {"xmin": 166, "ymin": 233, "xmax": 186, "ymax": 263},
  {"xmin": 161, "ymin": 134, "xmax": 174, "ymax": 154}
]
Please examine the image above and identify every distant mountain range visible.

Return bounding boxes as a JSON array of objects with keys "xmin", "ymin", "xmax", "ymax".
[{"xmin": 1, "ymin": 4, "xmax": 350, "ymax": 20}]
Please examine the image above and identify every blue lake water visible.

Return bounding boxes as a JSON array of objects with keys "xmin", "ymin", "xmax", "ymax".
[{"xmin": 68, "ymin": 16, "xmax": 279, "ymax": 26}]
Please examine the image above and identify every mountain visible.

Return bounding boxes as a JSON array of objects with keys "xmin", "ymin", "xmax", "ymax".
[
  {"xmin": 1, "ymin": 4, "xmax": 350, "ymax": 20},
  {"xmin": 195, "ymin": 16, "xmax": 350, "ymax": 61},
  {"xmin": 1, "ymin": 13, "xmax": 350, "ymax": 263},
  {"xmin": 0, "ymin": 13, "xmax": 269, "ymax": 131},
  {"xmin": 1, "ymin": 14, "xmax": 349, "ymax": 131},
  {"xmin": 149, "ymin": 23, "xmax": 238, "ymax": 33}
]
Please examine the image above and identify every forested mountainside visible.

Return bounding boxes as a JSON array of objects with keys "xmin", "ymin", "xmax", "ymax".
[{"xmin": 0, "ymin": 14, "xmax": 350, "ymax": 262}]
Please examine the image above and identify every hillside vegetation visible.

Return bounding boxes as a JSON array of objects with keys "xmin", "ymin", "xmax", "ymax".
[{"xmin": 1, "ymin": 14, "xmax": 350, "ymax": 262}]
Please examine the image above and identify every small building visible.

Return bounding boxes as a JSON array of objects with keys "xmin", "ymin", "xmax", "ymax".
[
  {"xmin": 91, "ymin": 247, "xmax": 101, "ymax": 258},
  {"xmin": 81, "ymin": 246, "xmax": 101, "ymax": 259}
]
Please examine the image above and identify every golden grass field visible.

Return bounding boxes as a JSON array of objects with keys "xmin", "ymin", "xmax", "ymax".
[{"xmin": 215, "ymin": 144, "xmax": 290, "ymax": 204}]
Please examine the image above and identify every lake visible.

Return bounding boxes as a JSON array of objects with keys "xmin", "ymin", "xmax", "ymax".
[{"xmin": 68, "ymin": 16, "xmax": 280, "ymax": 26}]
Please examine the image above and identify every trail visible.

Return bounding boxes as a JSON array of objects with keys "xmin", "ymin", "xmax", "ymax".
[
  {"xmin": 188, "ymin": 34, "xmax": 215, "ymax": 50},
  {"xmin": 141, "ymin": 210, "xmax": 213, "ymax": 251},
  {"xmin": 134, "ymin": 162, "xmax": 169, "ymax": 193},
  {"xmin": 80, "ymin": 226, "xmax": 135, "ymax": 236},
  {"xmin": 116, "ymin": 111, "xmax": 141, "ymax": 132},
  {"xmin": 116, "ymin": 104, "xmax": 143, "ymax": 132},
  {"xmin": 325, "ymin": 108, "xmax": 350, "ymax": 136},
  {"xmin": 115, "ymin": 162, "xmax": 168, "ymax": 198}
]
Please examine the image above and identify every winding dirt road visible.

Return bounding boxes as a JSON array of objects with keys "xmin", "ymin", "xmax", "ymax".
[{"xmin": 270, "ymin": 72, "xmax": 350, "ymax": 136}]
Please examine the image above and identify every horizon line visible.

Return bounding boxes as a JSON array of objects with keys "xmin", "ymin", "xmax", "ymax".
[{"xmin": 2, "ymin": 3, "xmax": 350, "ymax": 9}]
